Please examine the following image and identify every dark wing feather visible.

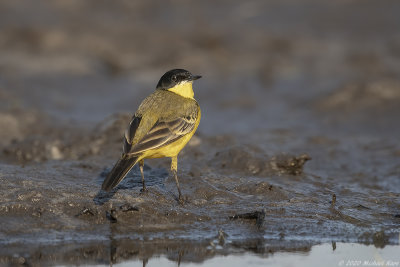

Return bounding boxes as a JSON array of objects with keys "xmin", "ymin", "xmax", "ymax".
[
  {"xmin": 128, "ymin": 115, "xmax": 197, "ymax": 155},
  {"xmin": 123, "ymin": 115, "xmax": 141, "ymax": 153}
]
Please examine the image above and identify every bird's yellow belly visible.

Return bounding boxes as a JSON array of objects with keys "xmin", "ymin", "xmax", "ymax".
[{"xmin": 142, "ymin": 130, "xmax": 196, "ymax": 159}]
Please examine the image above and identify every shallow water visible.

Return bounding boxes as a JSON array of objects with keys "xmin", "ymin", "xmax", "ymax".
[{"xmin": 86, "ymin": 243, "xmax": 400, "ymax": 267}]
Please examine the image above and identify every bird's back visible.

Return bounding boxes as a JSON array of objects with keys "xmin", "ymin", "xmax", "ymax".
[{"xmin": 128, "ymin": 89, "xmax": 200, "ymax": 149}]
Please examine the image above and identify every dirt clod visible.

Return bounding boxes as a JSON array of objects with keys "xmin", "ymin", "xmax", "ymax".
[{"xmin": 270, "ymin": 154, "xmax": 311, "ymax": 175}]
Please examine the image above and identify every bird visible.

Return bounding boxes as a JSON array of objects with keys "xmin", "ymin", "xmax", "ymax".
[{"xmin": 101, "ymin": 69, "xmax": 201, "ymax": 203}]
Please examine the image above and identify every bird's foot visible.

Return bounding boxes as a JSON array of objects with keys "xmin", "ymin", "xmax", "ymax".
[
  {"xmin": 178, "ymin": 194, "xmax": 187, "ymax": 205},
  {"xmin": 140, "ymin": 187, "xmax": 148, "ymax": 193}
]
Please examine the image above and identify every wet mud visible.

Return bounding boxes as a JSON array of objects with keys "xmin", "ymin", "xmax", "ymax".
[{"xmin": 1, "ymin": 0, "xmax": 400, "ymax": 266}]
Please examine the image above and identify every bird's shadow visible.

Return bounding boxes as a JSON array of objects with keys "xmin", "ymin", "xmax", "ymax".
[{"xmin": 93, "ymin": 164, "xmax": 169, "ymax": 206}]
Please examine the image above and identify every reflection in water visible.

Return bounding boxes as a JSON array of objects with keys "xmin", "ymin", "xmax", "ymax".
[
  {"xmin": 114, "ymin": 243, "xmax": 400, "ymax": 267},
  {"xmin": 105, "ymin": 238, "xmax": 218, "ymax": 266},
  {"xmin": 3, "ymin": 239, "xmax": 398, "ymax": 266}
]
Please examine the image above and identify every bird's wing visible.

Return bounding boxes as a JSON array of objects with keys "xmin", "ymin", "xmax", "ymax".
[
  {"xmin": 123, "ymin": 115, "xmax": 142, "ymax": 153},
  {"xmin": 124, "ymin": 113, "xmax": 198, "ymax": 155}
]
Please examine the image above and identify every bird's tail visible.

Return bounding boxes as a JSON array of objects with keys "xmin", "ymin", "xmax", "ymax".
[{"xmin": 101, "ymin": 155, "xmax": 139, "ymax": 192}]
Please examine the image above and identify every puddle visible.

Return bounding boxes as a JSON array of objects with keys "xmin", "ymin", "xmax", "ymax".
[{"xmin": 82, "ymin": 243, "xmax": 400, "ymax": 267}]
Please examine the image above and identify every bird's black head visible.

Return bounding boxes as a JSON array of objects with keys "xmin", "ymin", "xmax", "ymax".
[{"xmin": 156, "ymin": 69, "xmax": 201, "ymax": 90}]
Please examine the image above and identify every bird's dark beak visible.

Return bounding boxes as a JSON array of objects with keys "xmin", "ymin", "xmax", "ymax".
[{"xmin": 190, "ymin": 75, "xmax": 202, "ymax": 81}]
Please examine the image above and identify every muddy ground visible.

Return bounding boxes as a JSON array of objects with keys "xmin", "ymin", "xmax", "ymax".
[{"xmin": 0, "ymin": 0, "xmax": 400, "ymax": 266}]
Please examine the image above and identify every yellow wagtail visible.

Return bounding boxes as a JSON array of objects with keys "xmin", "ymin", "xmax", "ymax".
[{"xmin": 101, "ymin": 69, "xmax": 201, "ymax": 202}]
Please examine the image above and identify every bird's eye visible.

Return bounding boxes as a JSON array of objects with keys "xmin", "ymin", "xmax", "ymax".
[{"xmin": 171, "ymin": 75, "xmax": 177, "ymax": 82}]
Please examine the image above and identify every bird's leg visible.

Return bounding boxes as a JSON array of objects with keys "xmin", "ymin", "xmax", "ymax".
[
  {"xmin": 139, "ymin": 160, "xmax": 147, "ymax": 192},
  {"xmin": 171, "ymin": 156, "xmax": 183, "ymax": 203}
]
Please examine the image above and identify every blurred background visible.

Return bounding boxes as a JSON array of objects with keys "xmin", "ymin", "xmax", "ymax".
[{"xmin": 1, "ymin": 0, "xmax": 399, "ymax": 138}]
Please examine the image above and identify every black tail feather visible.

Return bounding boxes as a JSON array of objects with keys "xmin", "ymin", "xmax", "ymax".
[{"xmin": 102, "ymin": 156, "xmax": 139, "ymax": 192}]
